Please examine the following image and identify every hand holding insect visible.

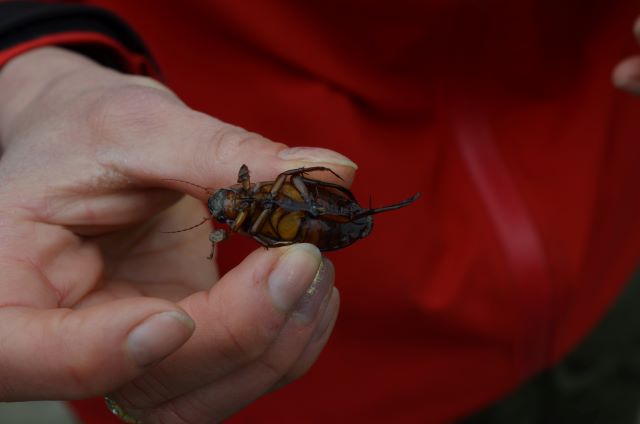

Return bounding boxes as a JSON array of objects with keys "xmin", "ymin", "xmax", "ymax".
[{"xmin": 0, "ymin": 47, "xmax": 355, "ymax": 422}]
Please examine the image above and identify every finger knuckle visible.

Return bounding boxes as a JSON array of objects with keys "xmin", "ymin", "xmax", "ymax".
[
  {"xmin": 207, "ymin": 124, "xmax": 252, "ymax": 165},
  {"xmin": 84, "ymin": 84, "xmax": 181, "ymax": 141},
  {"xmin": 116, "ymin": 374, "xmax": 171, "ymax": 410},
  {"xmin": 204, "ymin": 122, "xmax": 286, "ymax": 171},
  {"xmin": 213, "ymin": 306, "xmax": 286, "ymax": 365},
  {"xmin": 146, "ymin": 402, "xmax": 198, "ymax": 424},
  {"xmin": 214, "ymin": 313, "xmax": 263, "ymax": 362}
]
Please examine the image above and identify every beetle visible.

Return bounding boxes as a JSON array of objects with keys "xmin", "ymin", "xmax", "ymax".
[{"xmin": 200, "ymin": 164, "xmax": 419, "ymax": 256}]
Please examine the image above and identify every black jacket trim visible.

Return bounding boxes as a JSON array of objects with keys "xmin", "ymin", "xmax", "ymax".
[{"xmin": 0, "ymin": 1, "xmax": 157, "ymax": 73}]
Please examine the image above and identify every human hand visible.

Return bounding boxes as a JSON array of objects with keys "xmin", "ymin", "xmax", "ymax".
[
  {"xmin": 613, "ymin": 16, "xmax": 640, "ymax": 94},
  {"xmin": 0, "ymin": 47, "xmax": 356, "ymax": 422}
]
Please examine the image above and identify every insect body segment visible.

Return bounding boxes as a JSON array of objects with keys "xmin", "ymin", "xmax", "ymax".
[{"xmin": 208, "ymin": 164, "xmax": 420, "ymax": 252}]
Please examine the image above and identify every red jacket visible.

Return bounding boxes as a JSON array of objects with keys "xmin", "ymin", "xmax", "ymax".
[{"xmin": 40, "ymin": 0, "xmax": 640, "ymax": 421}]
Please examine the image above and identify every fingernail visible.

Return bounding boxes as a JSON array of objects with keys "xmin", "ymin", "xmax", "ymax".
[
  {"xmin": 278, "ymin": 147, "xmax": 358, "ymax": 169},
  {"xmin": 126, "ymin": 311, "xmax": 195, "ymax": 367},
  {"xmin": 292, "ymin": 257, "xmax": 335, "ymax": 324},
  {"xmin": 268, "ymin": 244, "xmax": 322, "ymax": 314}
]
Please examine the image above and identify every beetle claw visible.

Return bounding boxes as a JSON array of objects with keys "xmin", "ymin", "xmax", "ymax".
[
  {"xmin": 209, "ymin": 228, "xmax": 228, "ymax": 244},
  {"xmin": 207, "ymin": 229, "xmax": 228, "ymax": 259}
]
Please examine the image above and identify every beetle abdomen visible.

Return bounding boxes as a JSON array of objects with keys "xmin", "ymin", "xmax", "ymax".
[
  {"xmin": 241, "ymin": 207, "xmax": 372, "ymax": 251},
  {"xmin": 240, "ymin": 182, "xmax": 373, "ymax": 250}
]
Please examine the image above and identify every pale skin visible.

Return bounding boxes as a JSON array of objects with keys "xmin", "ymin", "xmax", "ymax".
[
  {"xmin": 0, "ymin": 15, "xmax": 639, "ymax": 423},
  {"xmin": 612, "ymin": 17, "xmax": 640, "ymax": 95},
  {"xmin": 0, "ymin": 46, "xmax": 357, "ymax": 423}
]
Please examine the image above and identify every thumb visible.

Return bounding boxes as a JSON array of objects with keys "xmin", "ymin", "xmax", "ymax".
[
  {"xmin": 111, "ymin": 244, "xmax": 329, "ymax": 412},
  {"xmin": 88, "ymin": 85, "xmax": 357, "ymax": 198},
  {"xmin": 0, "ymin": 298, "xmax": 194, "ymax": 401}
]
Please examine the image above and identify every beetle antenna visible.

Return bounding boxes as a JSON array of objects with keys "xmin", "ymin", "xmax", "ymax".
[
  {"xmin": 162, "ymin": 178, "xmax": 212, "ymax": 194},
  {"xmin": 161, "ymin": 217, "xmax": 210, "ymax": 233},
  {"xmin": 352, "ymin": 192, "xmax": 421, "ymax": 219}
]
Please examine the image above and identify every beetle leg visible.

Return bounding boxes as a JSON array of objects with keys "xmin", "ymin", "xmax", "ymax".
[
  {"xmin": 270, "ymin": 166, "xmax": 342, "ymax": 198},
  {"xmin": 235, "ymin": 182, "xmax": 266, "ymax": 206},
  {"xmin": 269, "ymin": 173, "xmax": 288, "ymax": 196},
  {"xmin": 350, "ymin": 192, "xmax": 421, "ymax": 220},
  {"xmin": 291, "ymin": 175, "xmax": 312, "ymax": 202},
  {"xmin": 291, "ymin": 175, "xmax": 324, "ymax": 217},
  {"xmin": 277, "ymin": 166, "xmax": 344, "ymax": 181},
  {"xmin": 207, "ymin": 228, "xmax": 228, "ymax": 259},
  {"xmin": 252, "ymin": 234, "xmax": 296, "ymax": 248},
  {"xmin": 250, "ymin": 166, "xmax": 341, "ymax": 235},
  {"xmin": 230, "ymin": 209, "xmax": 248, "ymax": 232},
  {"xmin": 250, "ymin": 181, "xmax": 266, "ymax": 194},
  {"xmin": 237, "ymin": 164, "xmax": 251, "ymax": 193},
  {"xmin": 250, "ymin": 208, "xmax": 271, "ymax": 235},
  {"xmin": 301, "ymin": 177, "xmax": 357, "ymax": 201},
  {"xmin": 249, "ymin": 172, "xmax": 290, "ymax": 234}
]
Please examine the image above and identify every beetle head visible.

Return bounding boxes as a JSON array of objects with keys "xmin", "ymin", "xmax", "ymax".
[{"xmin": 208, "ymin": 189, "xmax": 234, "ymax": 222}]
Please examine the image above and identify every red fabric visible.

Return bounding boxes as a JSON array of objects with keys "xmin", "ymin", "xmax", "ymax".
[
  {"xmin": 67, "ymin": 0, "xmax": 640, "ymax": 422},
  {"xmin": 0, "ymin": 31, "xmax": 155, "ymax": 75}
]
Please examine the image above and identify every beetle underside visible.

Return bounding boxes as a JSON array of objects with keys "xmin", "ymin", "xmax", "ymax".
[{"xmin": 205, "ymin": 164, "xmax": 420, "ymax": 258}]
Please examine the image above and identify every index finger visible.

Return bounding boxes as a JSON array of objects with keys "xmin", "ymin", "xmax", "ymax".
[{"xmin": 91, "ymin": 87, "xmax": 357, "ymax": 199}]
